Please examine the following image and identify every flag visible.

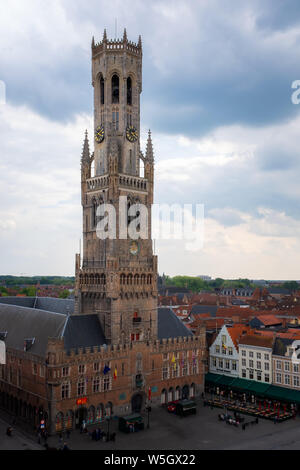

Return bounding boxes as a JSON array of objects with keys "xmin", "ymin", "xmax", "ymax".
[
  {"xmin": 222, "ymin": 343, "xmax": 227, "ymax": 349},
  {"xmin": 103, "ymin": 365, "xmax": 111, "ymax": 375},
  {"xmin": 148, "ymin": 386, "xmax": 151, "ymax": 401},
  {"xmin": 113, "ymin": 367, "xmax": 117, "ymax": 380},
  {"xmin": 171, "ymin": 354, "xmax": 175, "ymax": 363}
]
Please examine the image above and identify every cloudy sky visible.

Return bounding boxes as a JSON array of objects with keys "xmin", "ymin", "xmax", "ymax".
[{"xmin": 1, "ymin": 0, "xmax": 300, "ymax": 279}]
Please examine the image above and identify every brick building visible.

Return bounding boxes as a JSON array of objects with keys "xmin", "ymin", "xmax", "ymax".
[{"xmin": 0, "ymin": 30, "xmax": 205, "ymax": 434}]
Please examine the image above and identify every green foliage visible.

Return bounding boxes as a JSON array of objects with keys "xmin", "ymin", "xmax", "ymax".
[
  {"xmin": 163, "ymin": 275, "xmax": 255, "ymax": 293},
  {"xmin": 20, "ymin": 286, "xmax": 36, "ymax": 297},
  {"xmin": 59, "ymin": 290, "xmax": 70, "ymax": 299},
  {"xmin": 0, "ymin": 276, "xmax": 75, "ymax": 287},
  {"xmin": 282, "ymin": 281, "xmax": 299, "ymax": 292}
]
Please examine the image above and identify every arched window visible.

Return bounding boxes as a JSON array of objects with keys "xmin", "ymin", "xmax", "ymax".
[
  {"xmin": 111, "ymin": 74, "xmax": 119, "ymax": 104},
  {"xmin": 100, "ymin": 75, "xmax": 105, "ymax": 105},
  {"xmin": 127, "ymin": 77, "xmax": 132, "ymax": 105},
  {"xmin": 92, "ymin": 199, "xmax": 97, "ymax": 228}
]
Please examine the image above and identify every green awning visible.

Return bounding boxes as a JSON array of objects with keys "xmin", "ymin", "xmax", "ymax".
[
  {"xmin": 285, "ymin": 389, "xmax": 300, "ymax": 405},
  {"xmin": 265, "ymin": 385, "xmax": 290, "ymax": 401},
  {"xmin": 230, "ymin": 377, "xmax": 253, "ymax": 391},
  {"xmin": 247, "ymin": 381, "xmax": 270, "ymax": 396},
  {"xmin": 205, "ymin": 373, "xmax": 223, "ymax": 384},
  {"xmin": 205, "ymin": 372, "xmax": 300, "ymax": 404},
  {"xmin": 217, "ymin": 375, "xmax": 235, "ymax": 387},
  {"xmin": 265, "ymin": 385, "xmax": 300, "ymax": 404}
]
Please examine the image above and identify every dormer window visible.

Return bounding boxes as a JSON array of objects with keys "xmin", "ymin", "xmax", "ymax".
[{"xmin": 24, "ymin": 338, "xmax": 35, "ymax": 352}]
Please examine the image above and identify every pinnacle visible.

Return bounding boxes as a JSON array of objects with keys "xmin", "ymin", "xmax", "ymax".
[
  {"xmin": 145, "ymin": 129, "xmax": 154, "ymax": 161},
  {"xmin": 103, "ymin": 29, "xmax": 107, "ymax": 41},
  {"xmin": 123, "ymin": 28, "xmax": 127, "ymax": 42},
  {"xmin": 81, "ymin": 130, "xmax": 90, "ymax": 163}
]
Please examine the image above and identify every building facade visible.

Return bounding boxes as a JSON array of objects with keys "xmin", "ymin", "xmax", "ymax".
[
  {"xmin": 0, "ymin": 31, "xmax": 206, "ymax": 434},
  {"xmin": 238, "ymin": 335, "xmax": 273, "ymax": 384},
  {"xmin": 208, "ymin": 325, "xmax": 248, "ymax": 378}
]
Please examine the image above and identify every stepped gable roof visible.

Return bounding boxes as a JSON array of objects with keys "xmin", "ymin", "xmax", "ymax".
[
  {"xmin": 226, "ymin": 324, "xmax": 251, "ymax": 349},
  {"xmin": 238, "ymin": 333, "xmax": 274, "ymax": 349},
  {"xmin": 157, "ymin": 307, "xmax": 193, "ymax": 339}
]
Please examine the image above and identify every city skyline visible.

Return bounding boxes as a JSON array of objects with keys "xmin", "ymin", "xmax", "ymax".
[{"xmin": 1, "ymin": 0, "xmax": 300, "ymax": 279}]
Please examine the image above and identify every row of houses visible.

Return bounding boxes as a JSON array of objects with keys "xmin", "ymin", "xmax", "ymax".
[{"xmin": 209, "ymin": 323, "xmax": 300, "ymax": 393}]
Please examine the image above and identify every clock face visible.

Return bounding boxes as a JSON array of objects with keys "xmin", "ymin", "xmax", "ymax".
[
  {"xmin": 95, "ymin": 125, "xmax": 104, "ymax": 143},
  {"xmin": 129, "ymin": 240, "xmax": 139, "ymax": 255},
  {"xmin": 126, "ymin": 126, "xmax": 138, "ymax": 143}
]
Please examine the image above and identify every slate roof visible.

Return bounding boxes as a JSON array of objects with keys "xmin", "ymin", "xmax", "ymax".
[
  {"xmin": 63, "ymin": 314, "xmax": 106, "ymax": 351},
  {"xmin": 0, "ymin": 296, "xmax": 35, "ymax": 308},
  {"xmin": 0, "ymin": 299, "xmax": 192, "ymax": 356},
  {"xmin": 35, "ymin": 298, "xmax": 74, "ymax": 315},
  {"xmin": 0, "ymin": 303, "xmax": 66, "ymax": 356},
  {"xmin": 191, "ymin": 305, "xmax": 218, "ymax": 317},
  {"xmin": 157, "ymin": 307, "xmax": 193, "ymax": 339},
  {"xmin": 273, "ymin": 337, "xmax": 294, "ymax": 356}
]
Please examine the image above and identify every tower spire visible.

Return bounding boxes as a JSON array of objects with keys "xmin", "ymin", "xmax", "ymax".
[
  {"xmin": 138, "ymin": 35, "xmax": 142, "ymax": 48},
  {"xmin": 103, "ymin": 28, "xmax": 107, "ymax": 42},
  {"xmin": 81, "ymin": 130, "xmax": 90, "ymax": 164},
  {"xmin": 145, "ymin": 129, "xmax": 154, "ymax": 161}
]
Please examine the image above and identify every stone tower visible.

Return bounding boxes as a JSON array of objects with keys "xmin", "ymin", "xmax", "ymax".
[{"xmin": 74, "ymin": 29, "xmax": 158, "ymax": 346}]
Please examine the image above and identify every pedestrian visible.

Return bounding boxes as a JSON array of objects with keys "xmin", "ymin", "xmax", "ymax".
[
  {"xmin": 66, "ymin": 429, "xmax": 70, "ymax": 439},
  {"xmin": 6, "ymin": 427, "xmax": 13, "ymax": 437},
  {"xmin": 59, "ymin": 432, "xmax": 63, "ymax": 445},
  {"xmin": 37, "ymin": 431, "xmax": 42, "ymax": 444},
  {"xmin": 62, "ymin": 442, "xmax": 70, "ymax": 451}
]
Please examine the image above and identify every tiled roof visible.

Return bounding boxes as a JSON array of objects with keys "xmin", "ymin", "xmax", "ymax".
[
  {"xmin": 227, "ymin": 324, "xmax": 251, "ymax": 349},
  {"xmin": 238, "ymin": 334, "xmax": 274, "ymax": 348},
  {"xmin": 256, "ymin": 314, "xmax": 282, "ymax": 326}
]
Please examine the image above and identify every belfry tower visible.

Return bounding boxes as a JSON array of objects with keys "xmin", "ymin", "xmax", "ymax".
[{"xmin": 74, "ymin": 30, "xmax": 158, "ymax": 346}]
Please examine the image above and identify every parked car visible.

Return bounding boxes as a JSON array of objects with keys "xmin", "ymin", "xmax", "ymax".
[{"xmin": 167, "ymin": 401, "xmax": 179, "ymax": 413}]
